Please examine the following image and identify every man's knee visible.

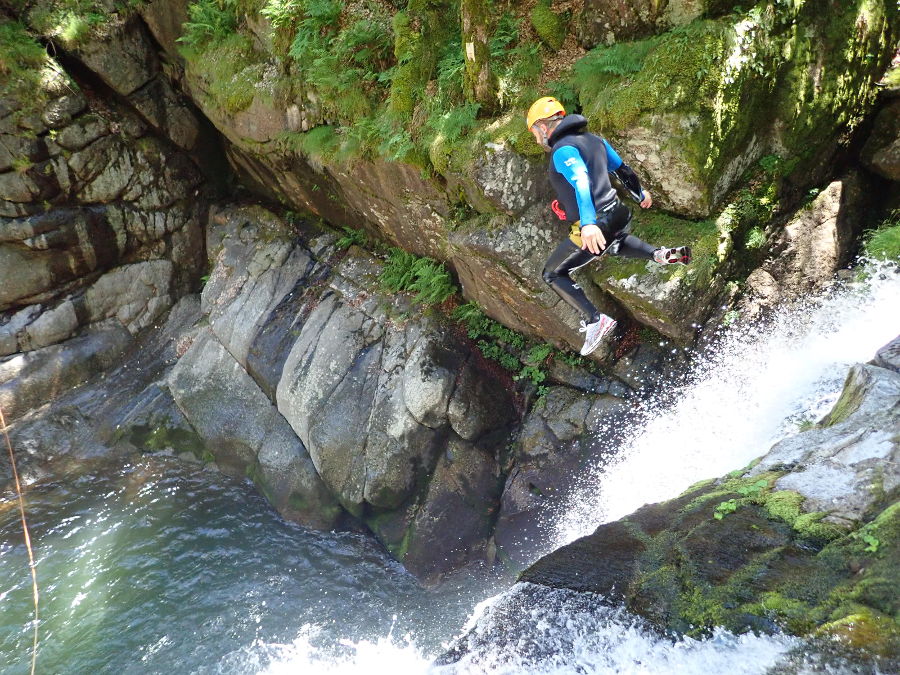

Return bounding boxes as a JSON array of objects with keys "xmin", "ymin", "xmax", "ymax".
[{"xmin": 542, "ymin": 266, "xmax": 558, "ymax": 287}]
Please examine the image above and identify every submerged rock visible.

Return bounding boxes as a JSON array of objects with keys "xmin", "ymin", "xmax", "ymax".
[{"xmin": 0, "ymin": 326, "xmax": 133, "ymax": 423}]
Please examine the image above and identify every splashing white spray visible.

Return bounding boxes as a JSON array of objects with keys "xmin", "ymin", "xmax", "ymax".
[
  {"xmin": 555, "ymin": 263, "xmax": 900, "ymax": 545},
  {"xmin": 241, "ymin": 585, "xmax": 800, "ymax": 675}
]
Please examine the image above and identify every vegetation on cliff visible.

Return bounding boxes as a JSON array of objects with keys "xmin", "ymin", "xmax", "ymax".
[
  {"xmin": 163, "ymin": 0, "xmax": 898, "ymax": 197},
  {"xmin": 0, "ymin": 20, "xmax": 61, "ymax": 120}
]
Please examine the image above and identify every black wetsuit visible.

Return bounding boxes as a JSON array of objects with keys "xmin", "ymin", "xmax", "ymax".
[{"xmin": 541, "ymin": 115, "xmax": 656, "ymax": 323}]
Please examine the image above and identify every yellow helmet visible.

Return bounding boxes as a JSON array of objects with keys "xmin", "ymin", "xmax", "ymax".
[{"xmin": 526, "ymin": 96, "xmax": 565, "ymax": 130}]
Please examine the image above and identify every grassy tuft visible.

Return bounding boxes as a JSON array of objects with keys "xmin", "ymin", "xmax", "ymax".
[
  {"xmin": 864, "ymin": 210, "xmax": 900, "ymax": 261},
  {"xmin": 26, "ymin": 0, "xmax": 143, "ymax": 46},
  {"xmin": 0, "ymin": 21, "xmax": 48, "ymax": 91},
  {"xmin": 379, "ymin": 248, "xmax": 457, "ymax": 305}
]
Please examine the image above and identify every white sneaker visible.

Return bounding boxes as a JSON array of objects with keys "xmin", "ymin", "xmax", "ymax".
[
  {"xmin": 578, "ymin": 315, "xmax": 616, "ymax": 355},
  {"xmin": 652, "ymin": 246, "xmax": 692, "ymax": 264}
]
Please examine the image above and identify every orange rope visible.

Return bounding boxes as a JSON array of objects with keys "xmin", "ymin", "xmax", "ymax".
[{"xmin": 1, "ymin": 405, "xmax": 38, "ymax": 675}]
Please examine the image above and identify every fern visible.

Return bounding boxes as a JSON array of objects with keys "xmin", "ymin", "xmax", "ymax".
[
  {"xmin": 380, "ymin": 247, "xmax": 420, "ymax": 291},
  {"xmin": 526, "ymin": 343, "xmax": 552, "ymax": 364},
  {"xmin": 379, "ymin": 248, "xmax": 456, "ymax": 305},
  {"xmin": 490, "ymin": 13, "xmax": 521, "ymax": 59},
  {"xmin": 335, "ymin": 226, "xmax": 368, "ymax": 250},
  {"xmin": 408, "ymin": 258, "xmax": 456, "ymax": 304},
  {"xmin": 574, "ymin": 37, "xmax": 658, "ymax": 79},
  {"xmin": 435, "ymin": 37, "xmax": 465, "ymax": 104},
  {"xmin": 260, "ymin": 0, "xmax": 302, "ymax": 29},
  {"xmin": 427, "ymin": 103, "xmax": 480, "ymax": 143},
  {"xmin": 178, "ymin": 0, "xmax": 237, "ymax": 48},
  {"xmin": 337, "ymin": 19, "xmax": 393, "ymax": 69}
]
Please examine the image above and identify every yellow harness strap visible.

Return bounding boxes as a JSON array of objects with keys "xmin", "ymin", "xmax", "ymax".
[{"xmin": 568, "ymin": 220, "xmax": 582, "ymax": 247}]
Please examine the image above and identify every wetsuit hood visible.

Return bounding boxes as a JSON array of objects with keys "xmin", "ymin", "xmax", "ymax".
[{"xmin": 548, "ymin": 114, "xmax": 588, "ymax": 146}]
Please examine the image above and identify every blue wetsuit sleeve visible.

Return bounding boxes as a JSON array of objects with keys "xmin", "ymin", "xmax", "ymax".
[
  {"xmin": 602, "ymin": 138, "xmax": 623, "ymax": 172},
  {"xmin": 552, "ymin": 146, "xmax": 597, "ymax": 226}
]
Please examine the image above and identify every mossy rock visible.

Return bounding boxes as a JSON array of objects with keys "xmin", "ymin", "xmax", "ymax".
[
  {"xmin": 816, "ymin": 609, "xmax": 900, "ymax": 660},
  {"xmin": 181, "ymin": 33, "xmax": 269, "ymax": 115},
  {"xmin": 530, "ymin": 0, "xmax": 567, "ymax": 50},
  {"xmin": 820, "ymin": 365, "xmax": 872, "ymax": 427},
  {"xmin": 522, "ymin": 462, "xmax": 900, "ymax": 652},
  {"xmin": 571, "ymin": 4, "xmax": 898, "ymax": 216}
]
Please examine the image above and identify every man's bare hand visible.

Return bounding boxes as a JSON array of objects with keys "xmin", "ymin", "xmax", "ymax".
[
  {"xmin": 580, "ymin": 224, "xmax": 606, "ymax": 255},
  {"xmin": 640, "ymin": 190, "xmax": 653, "ymax": 209}
]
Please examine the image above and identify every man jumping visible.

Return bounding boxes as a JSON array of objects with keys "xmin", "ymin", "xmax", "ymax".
[{"xmin": 527, "ymin": 96, "xmax": 691, "ymax": 356}]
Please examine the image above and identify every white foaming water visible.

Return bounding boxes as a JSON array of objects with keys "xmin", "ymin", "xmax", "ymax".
[
  {"xmin": 211, "ymin": 624, "xmax": 431, "ymax": 675},
  {"xmin": 555, "ymin": 263, "xmax": 900, "ymax": 544},
  {"xmin": 249, "ymin": 584, "xmax": 800, "ymax": 674}
]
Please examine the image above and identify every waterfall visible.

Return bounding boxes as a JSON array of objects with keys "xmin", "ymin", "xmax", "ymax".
[{"xmin": 553, "ymin": 262, "xmax": 900, "ymax": 546}]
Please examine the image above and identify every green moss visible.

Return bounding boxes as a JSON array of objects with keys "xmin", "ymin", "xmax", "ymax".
[
  {"xmin": 367, "ymin": 510, "xmax": 415, "ymax": 560},
  {"xmin": 530, "ymin": 0, "xmax": 566, "ymax": 50},
  {"xmin": 679, "ymin": 478, "xmax": 718, "ymax": 499},
  {"xmin": 26, "ymin": 0, "xmax": 142, "ymax": 47},
  {"xmin": 864, "ymin": 210, "xmax": 900, "ymax": 261},
  {"xmin": 774, "ymin": 1, "xmax": 896, "ymax": 164},
  {"xmin": 816, "ymin": 610, "xmax": 900, "ymax": 659},
  {"xmin": 245, "ymin": 460, "xmax": 261, "ymax": 481},
  {"xmin": 388, "ymin": 9, "xmax": 441, "ymax": 118},
  {"xmin": 763, "ymin": 489, "xmax": 805, "ymax": 522},
  {"xmin": 577, "ymin": 21, "xmax": 729, "ymax": 133},
  {"xmin": 677, "ymin": 584, "xmax": 730, "ymax": 633},
  {"xmin": 569, "ymin": 1, "xmax": 895, "ymax": 197},
  {"xmin": 598, "ymin": 210, "xmax": 719, "ymax": 287},
  {"xmin": 123, "ymin": 423, "xmax": 209, "ymax": 459},
  {"xmin": 743, "ymin": 591, "xmax": 818, "ymax": 634},
  {"xmin": 0, "ymin": 21, "xmax": 54, "ymax": 115},
  {"xmin": 820, "ymin": 369, "xmax": 866, "ymax": 428},
  {"xmin": 680, "ymin": 472, "xmax": 778, "ymax": 513},
  {"xmin": 181, "ymin": 33, "xmax": 267, "ymax": 114}
]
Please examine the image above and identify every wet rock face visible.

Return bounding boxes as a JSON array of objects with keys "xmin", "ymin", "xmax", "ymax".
[
  {"xmin": 69, "ymin": 15, "xmax": 203, "ymax": 152},
  {"xmin": 0, "ymin": 294, "xmax": 206, "ymax": 474},
  {"xmin": 862, "ymin": 97, "xmax": 900, "ymax": 182},
  {"xmin": 160, "ymin": 205, "xmax": 519, "ymax": 578},
  {"xmin": 0, "ymin": 326, "xmax": 133, "ymax": 423},
  {"xmin": 750, "ymin": 360, "xmax": 900, "ymax": 524},
  {"xmin": 168, "ymin": 327, "xmax": 342, "ymax": 529},
  {"xmin": 743, "ymin": 171, "xmax": 873, "ymax": 313},
  {"xmin": 519, "ymin": 335, "xmax": 900, "ymax": 648},
  {"xmin": 0, "ymin": 65, "xmax": 206, "ymax": 360},
  {"xmin": 496, "ymin": 388, "xmax": 590, "ymax": 559},
  {"xmin": 0, "ymin": 41, "xmax": 207, "ymax": 423},
  {"xmin": 273, "ymin": 245, "xmax": 519, "ymax": 577},
  {"xmin": 494, "ymin": 386, "xmax": 633, "ymax": 567}
]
